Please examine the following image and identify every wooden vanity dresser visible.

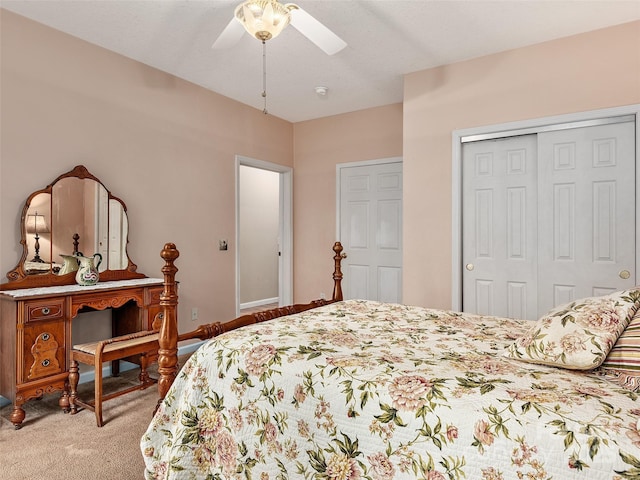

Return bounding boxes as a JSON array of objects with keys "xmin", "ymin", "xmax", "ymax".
[
  {"xmin": 0, "ymin": 279, "xmax": 163, "ymax": 428},
  {"xmin": 0, "ymin": 165, "xmax": 160, "ymax": 428}
]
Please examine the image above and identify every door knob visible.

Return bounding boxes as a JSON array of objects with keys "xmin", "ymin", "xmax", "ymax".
[
  {"xmin": 466, "ymin": 263, "xmax": 474, "ymax": 271},
  {"xmin": 619, "ymin": 270, "xmax": 631, "ymax": 279}
]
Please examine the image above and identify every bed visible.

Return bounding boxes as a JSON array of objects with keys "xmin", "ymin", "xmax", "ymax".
[{"xmin": 145, "ymin": 244, "xmax": 640, "ymax": 479}]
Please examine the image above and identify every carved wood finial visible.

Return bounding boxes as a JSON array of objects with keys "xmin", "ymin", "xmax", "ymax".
[
  {"xmin": 72, "ymin": 233, "xmax": 80, "ymax": 255},
  {"xmin": 332, "ymin": 242, "xmax": 345, "ymax": 301}
]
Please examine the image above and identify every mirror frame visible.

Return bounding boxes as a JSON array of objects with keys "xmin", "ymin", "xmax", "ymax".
[{"xmin": 1, "ymin": 165, "xmax": 145, "ymax": 291}]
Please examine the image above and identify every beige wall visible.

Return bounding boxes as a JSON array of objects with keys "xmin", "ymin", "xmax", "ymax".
[
  {"xmin": 0, "ymin": 10, "xmax": 293, "ymax": 332},
  {"xmin": 403, "ymin": 20, "xmax": 640, "ymax": 309},
  {"xmin": 292, "ymin": 104, "xmax": 404, "ymax": 301}
]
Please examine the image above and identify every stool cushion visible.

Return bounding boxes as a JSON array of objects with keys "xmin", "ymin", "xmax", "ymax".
[{"xmin": 73, "ymin": 332, "xmax": 159, "ymax": 355}]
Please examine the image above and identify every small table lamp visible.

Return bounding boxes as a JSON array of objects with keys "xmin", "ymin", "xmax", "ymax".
[{"xmin": 26, "ymin": 211, "xmax": 50, "ymax": 263}]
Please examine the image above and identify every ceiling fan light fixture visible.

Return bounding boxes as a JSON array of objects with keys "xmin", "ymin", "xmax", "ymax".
[{"xmin": 235, "ymin": 0, "xmax": 293, "ymax": 42}]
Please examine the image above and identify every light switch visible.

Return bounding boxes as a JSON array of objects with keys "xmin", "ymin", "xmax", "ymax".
[{"xmin": 219, "ymin": 240, "xmax": 228, "ymax": 251}]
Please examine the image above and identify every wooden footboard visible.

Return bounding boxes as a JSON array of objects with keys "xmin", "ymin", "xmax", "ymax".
[{"xmin": 155, "ymin": 241, "xmax": 345, "ymax": 410}]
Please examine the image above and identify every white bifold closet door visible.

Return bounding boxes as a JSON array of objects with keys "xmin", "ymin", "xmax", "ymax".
[{"xmin": 462, "ymin": 120, "xmax": 635, "ymax": 320}]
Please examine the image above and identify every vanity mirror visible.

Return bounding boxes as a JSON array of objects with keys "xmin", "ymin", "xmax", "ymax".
[{"xmin": 1, "ymin": 165, "xmax": 144, "ymax": 290}]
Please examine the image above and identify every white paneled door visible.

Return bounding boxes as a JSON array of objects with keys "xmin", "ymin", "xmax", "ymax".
[
  {"xmin": 462, "ymin": 135, "xmax": 539, "ymax": 319},
  {"xmin": 463, "ymin": 120, "xmax": 635, "ymax": 320},
  {"xmin": 340, "ymin": 161, "xmax": 403, "ymax": 302},
  {"xmin": 537, "ymin": 122, "xmax": 636, "ymax": 314}
]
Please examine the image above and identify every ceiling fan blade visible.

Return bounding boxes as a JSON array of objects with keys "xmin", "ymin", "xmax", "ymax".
[
  {"xmin": 212, "ymin": 17, "xmax": 245, "ymax": 50},
  {"xmin": 289, "ymin": 7, "xmax": 346, "ymax": 55}
]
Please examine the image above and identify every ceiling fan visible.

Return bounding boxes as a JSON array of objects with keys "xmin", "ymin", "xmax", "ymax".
[{"xmin": 212, "ymin": 0, "xmax": 347, "ymax": 55}]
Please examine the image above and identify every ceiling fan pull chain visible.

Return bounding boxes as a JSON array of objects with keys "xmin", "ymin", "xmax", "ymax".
[{"xmin": 262, "ymin": 40, "xmax": 268, "ymax": 115}]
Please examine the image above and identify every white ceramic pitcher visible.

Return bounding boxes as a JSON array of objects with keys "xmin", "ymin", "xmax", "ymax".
[{"xmin": 75, "ymin": 253, "xmax": 102, "ymax": 286}]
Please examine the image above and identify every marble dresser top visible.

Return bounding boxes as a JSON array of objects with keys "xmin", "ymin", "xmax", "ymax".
[{"xmin": 0, "ymin": 277, "xmax": 164, "ymax": 299}]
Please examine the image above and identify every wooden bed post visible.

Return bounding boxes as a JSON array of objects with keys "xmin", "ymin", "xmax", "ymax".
[
  {"xmin": 156, "ymin": 243, "xmax": 179, "ymax": 411},
  {"xmin": 332, "ymin": 242, "xmax": 345, "ymax": 301}
]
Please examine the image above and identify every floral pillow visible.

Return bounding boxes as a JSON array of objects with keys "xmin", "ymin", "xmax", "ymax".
[
  {"xmin": 504, "ymin": 289, "xmax": 640, "ymax": 370},
  {"xmin": 595, "ymin": 308, "xmax": 640, "ymax": 391}
]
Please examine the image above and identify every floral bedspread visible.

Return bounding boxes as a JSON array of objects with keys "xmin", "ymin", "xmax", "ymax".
[{"xmin": 141, "ymin": 300, "xmax": 640, "ymax": 479}]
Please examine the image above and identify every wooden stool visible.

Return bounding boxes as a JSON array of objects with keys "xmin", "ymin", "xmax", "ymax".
[{"xmin": 68, "ymin": 330, "xmax": 160, "ymax": 427}]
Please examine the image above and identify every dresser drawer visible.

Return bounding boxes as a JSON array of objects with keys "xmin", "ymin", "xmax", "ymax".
[
  {"xmin": 24, "ymin": 299, "xmax": 65, "ymax": 323},
  {"xmin": 147, "ymin": 286, "xmax": 163, "ymax": 305},
  {"xmin": 147, "ymin": 286, "xmax": 164, "ymax": 330},
  {"xmin": 22, "ymin": 320, "xmax": 66, "ymax": 382}
]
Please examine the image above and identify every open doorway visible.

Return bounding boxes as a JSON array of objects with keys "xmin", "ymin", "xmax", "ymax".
[{"xmin": 236, "ymin": 156, "xmax": 292, "ymax": 316}]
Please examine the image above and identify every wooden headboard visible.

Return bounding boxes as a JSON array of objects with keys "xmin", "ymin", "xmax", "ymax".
[{"xmin": 154, "ymin": 241, "xmax": 346, "ymax": 409}]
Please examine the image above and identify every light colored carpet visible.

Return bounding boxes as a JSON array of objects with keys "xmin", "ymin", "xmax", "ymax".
[{"xmin": 0, "ymin": 363, "xmax": 174, "ymax": 480}]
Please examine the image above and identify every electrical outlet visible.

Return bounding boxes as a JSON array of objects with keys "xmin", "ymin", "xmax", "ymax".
[
  {"xmin": 191, "ymin": 307, "xmax": 198, "ymax": 321},
  {"xmin": 219, "ymin": 240, "xmax": 228, "ymax": 251},
  {"xmin": 320, "ymin": 292, "xmax": 326, "ymax": 299}
]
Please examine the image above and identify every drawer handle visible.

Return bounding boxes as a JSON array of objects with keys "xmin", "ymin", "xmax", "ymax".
[
  {"xmin": 41, "ymin": 359, "xmax": 50, "ymax": 367},
  {"xmin": 41, "ymin": 333, "xmax": 50, "ymax": 341},
  {"xmin": 41, "ymin": 307, "xmax": 50, "ymax": 315}
]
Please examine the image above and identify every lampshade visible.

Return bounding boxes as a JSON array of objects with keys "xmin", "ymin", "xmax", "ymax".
[
  {"xmin": 26, "ymin": 212, "xmax": 49, "ymax": 234},
  {"xmin": 234, "ymin": 0, "xmax": 292, "ymax": 42}
]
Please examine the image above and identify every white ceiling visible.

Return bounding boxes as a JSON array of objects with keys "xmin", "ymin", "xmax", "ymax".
[{"xmin": 2, "ymin": 0, "xmax": 639, "ymax": 122}]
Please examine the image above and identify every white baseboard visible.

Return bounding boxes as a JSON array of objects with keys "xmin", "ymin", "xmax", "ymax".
[
  {"xmin": 0, "ymin": 340, "xmax": 206, "ymax": 408},
  {"xmin": 240, "ymin": 296, "xmax": 278, "ymax": 310}
]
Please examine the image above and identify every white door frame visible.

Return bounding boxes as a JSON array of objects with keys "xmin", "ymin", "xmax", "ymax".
[
  {"xmin": 336, "ymin": 156, "xmax": 403, "ymax": 238},
  {"xmin": 236, "ymin": 155, "xmax": 293, "ymax": 316},
  {"xmin": 451, "ymin": 104, "xmax": 640, "ymax": 311}
]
